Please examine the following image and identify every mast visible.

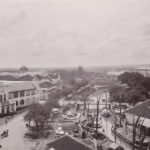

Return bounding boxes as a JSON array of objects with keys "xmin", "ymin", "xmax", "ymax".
[
  {"xmin": 105, "ymin": 91, "xmax": 107, "ymax": 109},
  {"xmin": 114, "ymin": 111, "xmax": 117, "ymax": 142},
  {"xmin": 96, "ymin": 97, "xmax": 100, "ymax": 134}
]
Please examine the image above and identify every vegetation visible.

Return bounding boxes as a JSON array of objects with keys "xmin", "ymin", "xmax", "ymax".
[
  {"xmin": 24, "ymin": 103, "xmax": 51, "ymax": 132},
  {"xmin": 19, "ymin": 66, "xmax": 29, "ymax": 72},
  {"xmin": 110, "ymin": 72, "xmax": 150, "ymax": 105}
]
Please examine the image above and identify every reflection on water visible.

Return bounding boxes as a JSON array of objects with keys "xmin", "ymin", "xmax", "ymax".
[
  {"xmin": 101, "ymin": 116, "xmax": 135, "ymax": 150},
  {"xmin": 89, "ymin": 90, "xmax": 138, "ymax": 150}
]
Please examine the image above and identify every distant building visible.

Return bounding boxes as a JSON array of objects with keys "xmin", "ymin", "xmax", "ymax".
[
  {"xmin": 32, "ymin": 75, "xmax": 56, "ymax": 101},
  {"xmin": 136, "ymin": 68, "xmax": 150, "ymax": 77}
]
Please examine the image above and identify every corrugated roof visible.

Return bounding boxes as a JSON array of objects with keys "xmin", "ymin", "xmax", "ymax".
[
  {"xmin": 46, "ymin": 135, "xmax": 93, "ymax": 150},
  {"xmin": 126, "ymin": 99, "xmax": 150, "ymax": 119},
  {"xmin": 39, "ymin": 82, "xmax": 53, "ymax": 88},
  {"xmin": 7, "ymin": 81, "xmax": 35, "ymax": 92}
]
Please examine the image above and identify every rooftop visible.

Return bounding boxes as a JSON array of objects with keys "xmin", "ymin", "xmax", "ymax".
[
  {"xmin": 46, "ymin": 135, "xmax": 94, "ymax": 150},
  {"xmin": 126, "ymin": 99, "xmax": 150, "ymax": 119},
  {"xmin": 39, "ymin": 82, "xmax": 54, "ymax": 89},
  {"xmin": 7, "ymin": 81, "xmax": 35, "ymax": 92}
]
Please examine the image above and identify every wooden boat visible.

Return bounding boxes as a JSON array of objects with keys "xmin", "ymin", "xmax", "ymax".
[{"xmin": 111, "ymin": 125, "xmax": 148, "ymax": 150}]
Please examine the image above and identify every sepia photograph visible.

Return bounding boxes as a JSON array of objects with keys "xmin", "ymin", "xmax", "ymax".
[{"xmin": 0, "ymin": 0, "xmax": 150, "ymax": 150}]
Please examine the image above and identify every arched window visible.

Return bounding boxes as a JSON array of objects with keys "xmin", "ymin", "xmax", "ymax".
[
  {"xmin": 16, "ymin": 101, "xmax": 18, "ymax": 106},
  {"xmin": 20, "ymin": 99, "xmax": 24, "ymax": 105}
]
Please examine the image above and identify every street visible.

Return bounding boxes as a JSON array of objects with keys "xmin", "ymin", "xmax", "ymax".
[{"xmin": 0, "ymin": 112, "xmax": 48, "ymax": 150}]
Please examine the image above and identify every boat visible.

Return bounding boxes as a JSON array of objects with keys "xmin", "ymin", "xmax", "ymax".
[
  {"xmin": 111, "ymin": 125, "xmax": 149, "ymax": 150},
  {"xmin": 97, "ymin": 137, "xmax": 124, "ymax": 150}
]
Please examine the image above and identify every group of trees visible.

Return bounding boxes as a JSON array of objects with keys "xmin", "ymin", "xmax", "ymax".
[
  {"xmin": 24, "ymin": 89, "xmax": 61, "ymax": 132},
  {"xmin": 24, "ymin": 103, "xmax": 51, "ymax": 131},
  {"xmin": 110, "ymin": 72, "xmax": 150, "ymax": 105}
]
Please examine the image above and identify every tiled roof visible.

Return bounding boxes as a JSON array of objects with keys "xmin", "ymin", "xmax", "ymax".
[
  {"xmin": 7, "ymin": 81, "xmax": 35, "ymax": 92},
  {"xmin": 39, "ymin": 82, "xmax": 53, "ymax": 88},
  {"xmin": 125, "ymin": 99, "xmax": 150, "ymax": 119},
  {"xmin": 46, "ymin": 135, "xmax": 93, "ymax": 150}
]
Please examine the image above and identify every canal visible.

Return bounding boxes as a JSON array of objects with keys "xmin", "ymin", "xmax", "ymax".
[{"xmin": 89, "ymin": 89, "xmax": 136, "ymax": 150}]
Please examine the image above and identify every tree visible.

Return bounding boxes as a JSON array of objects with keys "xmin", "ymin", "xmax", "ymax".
[
  {"xmin": 77, "ymin": 66, "xmax": 84, "ymax": 77},
  {"xmin": 125, "ymin": 88, "xmax": 141, "ymax": 106},
  {"xmin": 19, "ymin": 66, "xmax": 29, "ymax": 72},
  {"xmin": 24, "ymin": 103, "xmax": 51, "ymax": 132},
  {"xmin": 109, "ymin": 85, "xmax": 126, "ymax": 103},
  {"xmin": 109, "ymin": 85, "xmax": 126, "ymax": 126}
]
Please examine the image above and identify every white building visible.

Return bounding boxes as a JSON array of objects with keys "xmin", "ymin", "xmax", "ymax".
[
  {"xmin": 0, "ymin": 81, "xmax": 39, "ymax": 116},
  {"xmin": 0, "ymin": 82, "xmax": 16, "ymax": 115},
  {"xmin": 126, "ymin": 99, "xmax": 150, "ymax": 136}
]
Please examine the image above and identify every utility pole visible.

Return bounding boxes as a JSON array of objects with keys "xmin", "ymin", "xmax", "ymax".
[
  {"xmin": 114, "ymin": 111, "xmax": 117, "ymax": 142},
  {"xmin": 132, "ymin": 116, "xmax": 140, "ymax": 150},
  {"xmin": 132, "ymin": 115, "xmax": 135, "ymax": 150},
  {"xmin": 96, "ymin": 97, "xmax": 100, "ymax": 134},
  {"xmin": 105, "ymin": 91, "xmax": 107, "ymax": 109},
  {"xmin": 119, "ymin": 92, "xmax": 122, "ymax": 127},
  {"xmin": 83, "ymin": 95, "xmax": 87, "ymax": 115}
]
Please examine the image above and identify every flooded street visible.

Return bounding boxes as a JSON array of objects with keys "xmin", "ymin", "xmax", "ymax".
[
  {"xmin": 90, "ymin": 89, "xmax": 135, "ymax": 150},
  {"xmin": 0, "ymin": 112, "xmax": 47, "ymax": 150},
  {"xmin": 101, "ymin": 116, "xmax": 134, "ymax": 150}
]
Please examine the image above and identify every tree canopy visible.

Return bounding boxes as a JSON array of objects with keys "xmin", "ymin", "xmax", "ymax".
[
  {"xmin": 110, "ymin": 72, "xmax": 150, "ymax": 105},
  {"xmin": 19, "ymin": 66, "xmax": 29, "ymax": 72},
  {"xmin": 24, "ymin": 103, "xmax": 51, "ymax": 131}
]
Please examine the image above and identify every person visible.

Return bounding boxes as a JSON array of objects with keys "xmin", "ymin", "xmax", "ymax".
[
  {"xmin": 6, "ymin": 130, "xmax": 9, "ymax": 135},
  {"xmin": 5, "ymin": 120, "xmax": 7, "ymax": 125},
  {"xmin": 26, "ymin": 123, "xmax": 29, "ymax": 128}
]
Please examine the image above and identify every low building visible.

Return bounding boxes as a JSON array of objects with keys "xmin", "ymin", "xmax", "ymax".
[
  {"xmin": 32, "ymin": 75, "xmax": 57, "ymax": 101},
  {"xmin": 0, "ymin": 81, "xmax": 39, "ymax": 116},
  {"xmin": 45, "ymin": 135, "xmax": 94, "ymax": 150},
  {"xmin": 0, "ymin": 82, "xmax": 16, "ymax": 115},
  {"xmin": 125, "ymin": 99, "xmax": 150, "ymax": 136},
  {"xmin": 7, "ymin": 82, "xmax": 39, "ymax": 110}
]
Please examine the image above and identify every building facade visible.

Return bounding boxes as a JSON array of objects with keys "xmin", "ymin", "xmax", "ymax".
[{"xmin": 0, "ymin": 81, "xmax": 39, "ymax": 116}]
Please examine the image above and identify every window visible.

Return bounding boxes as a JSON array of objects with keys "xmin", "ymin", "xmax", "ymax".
[
  {"xmin": 31, "ymin": 90, "xmax": 36, "ymax": 95},
  {"xmin": 25, "ymin": 90, "xmax": 30, "ymax": 96},
  {"xmin": 0, "ymin": 95, "xmax": 2, "ymax": 102},
  {"xmin": 20, "ymin": 91, "xmax": 25, "ymax": 97},
  {"xmin": 20, "ymin": 99, "xmax": 24, "ymax": 105},
  {"xmin": 16, "ymin": 101, "xmax": 18, "ymax": 106},
  {"xmin": 13, "ymin": 92, "xmax": 18, "ymax": 98},
  {"xmin": 2, "ymin": 106, "xmax": 5, "ymax": 113},
  {"xmin": 4, "ymin": 94, "xmax": 6, "ymax": 101},
  {"xmin": 11, "ymin": 104, "xmax": 14, "ymax": 111}
]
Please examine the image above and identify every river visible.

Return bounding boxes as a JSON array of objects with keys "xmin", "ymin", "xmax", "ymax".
[{"xmin": 90, "ymin": 89, "xmax": 135, "ymax": 150}]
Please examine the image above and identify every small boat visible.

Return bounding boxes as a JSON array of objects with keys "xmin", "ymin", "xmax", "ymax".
[
  {"xmin": 101, "ymin": 109, "xmax": 111, "ymax": 118},
  {"xmin": 97, "ymin": 137, "xmax": 124, "ymax": 150},
  {"xmin": 111, "ymin": 125, "xmax": 149, "ymax": 150}
]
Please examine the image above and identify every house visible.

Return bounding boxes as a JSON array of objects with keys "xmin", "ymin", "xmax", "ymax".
[
  {"xmin": 7, "ymin": 81, "xmax": 39, "ymax": 110},
  {"xmin": 45, "ymin": 135, "xmax": 94, "ymax": 150},
  {"xmin": 32, "ymin": 75, "xmax": 56, "ymax": 101},
  {"xmin": 125, "ymin": 99, "xmax": 150, "ymax": 136},
  {"xmin": 0, "ymin": 81, "xmax": 39, "ymax": 115},
  {"xmin": 0, "ymin": 82, "xmax": 16, "ymax": 115}
]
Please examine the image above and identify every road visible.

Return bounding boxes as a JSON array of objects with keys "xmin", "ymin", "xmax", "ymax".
[{"xmin": 0, "ymin": 112, "xmax": 48, "ymax": 150}]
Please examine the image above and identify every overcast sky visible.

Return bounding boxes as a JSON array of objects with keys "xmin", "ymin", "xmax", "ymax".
[{"xmin": 0, "ymin": 0, "xmax": 150, "ymax": 68}]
